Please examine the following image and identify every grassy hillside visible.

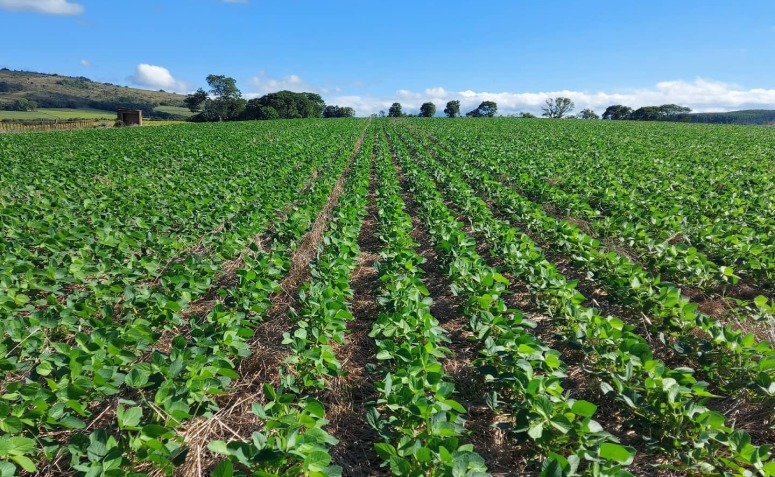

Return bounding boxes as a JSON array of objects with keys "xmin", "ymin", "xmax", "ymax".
[
  {"xmin": 0, "ymin": 69, "xmax": 188, "ymax": 119},
  {"xmin": 676, "ymin": 109, "xmax": 775, "ymax": 125}
]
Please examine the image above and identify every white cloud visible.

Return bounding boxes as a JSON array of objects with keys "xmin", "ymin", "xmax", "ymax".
[
  {"xmin": 129, "ymin": 64, "xmax": 187, "ymax": 93},
  {"xmin": 80, "ymin": 59, "xmax": 90, "ymax": 67},
  {"xmin": 0, "ymin": 0, "xmax": 84, "ymax": 15},
  {"xmin": 247, "ymin": 72, "xmax": 319, "ymax": 98},
  {"xmin": 327, "ymin": 78, "xmax": 775, "ymax": 116}
]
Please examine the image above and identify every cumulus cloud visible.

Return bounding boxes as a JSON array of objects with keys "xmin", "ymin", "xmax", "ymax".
[
  {"xmin": 247, "ymin": 72, "xmax": 321, "ymax": 97},
  {"xmin": 129, "ymin": 64, "xmax": 187, "ymax": 93},
  {"xmin": 327, "ymin": 78, "xmax": 775, "ymax": 116},
  {"xmin": 0, "ymin": 0, "xmax": 84, "ymax": 15}
]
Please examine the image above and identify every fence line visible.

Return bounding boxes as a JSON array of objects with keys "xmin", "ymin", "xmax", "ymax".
[{"xmin": 0, "ymin": 119, "xmax": 113, "ymax": 133}]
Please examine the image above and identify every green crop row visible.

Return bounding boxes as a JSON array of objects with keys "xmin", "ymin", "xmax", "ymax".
[
  {"xmin": 394, "ymin": 124, "xmax": 775, "ymax": 399},
  {"xmin": 383, "ymin": 123, "xmax": 774, "ymax": 477},
  {"xmin": 367, "ymin": 126, "xmax": 490, "ymax": 476},
  {"xmin": 413, "ymin": 119, "xmax": 775, "ymax": 292},
  {"xmin": 0, "ymin": 120, "xmax": 367, "ymax": 475},
  {"xmin": 207, "ymin": 123, "xmax": 372, "ymax": 476},
  {"xmin": 386, "ymin": 126, "xmax": 636, "ymax": 476}
]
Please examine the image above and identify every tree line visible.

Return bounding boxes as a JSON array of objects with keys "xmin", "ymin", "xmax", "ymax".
[
  {"xmin": 384, "ymin": 100, "xmax": 499, "ymax": 118},
  {"xmin": 601, "ymin": 103, "xmax": 692, "ymax": 121},
  {"xmin": 184, "ymin": 75, "xmax": 355, "ymax": 122},
  {"xmin": 184, "ymin": 75, "xmax": 697, "ymax": 123}
]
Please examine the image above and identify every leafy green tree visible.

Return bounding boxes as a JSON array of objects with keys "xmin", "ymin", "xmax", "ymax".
[
  {"xmin": 419, "ymin": 102, "xmax": 436, "ymax": 117},
  {"xmin": 658, "ymin": 104, "xmax": 692, "ymax": 117},
  {"xmin": 303, "ymin": 93, "xmax": 326, "ymax": 118},
  {"xmin": 443, "ymin": 100, "xmax": 460, "ymax": 118},
  {"xmin": 186, "ymin": 75, "xmax": 245, "ymax": 121},
  {"xmin": 323, "ymin": 105, "xmax": 356, "ymax": 118},
  {"xmin": 379, "ymin": 110, "xmax": 386, "ymax": 118},
  {"xmin": 577, "ymin": 108, "xmax": 599, "ymax": 119},
  {"xmin": 466, "ymin": 101, "xmax": 497, "ymax": 117},
  {"xmin": 602, "ymin": 105, "xmax": 633, "ymax": 120},
  {"xmin": 241, "ymin": 91, "xmax": 325, "ymax": 120},
  {"xmin": 205, "ymin": 75, "xmax": 244, "ymax": 121},
  {"xmin": 629, "ymin": 104, "xmax": 692, "ymax": 121},
  {"xmin": 519, "ymin": 111, "xmax": 536, "ymax": 118},
  {"xmin": 12, "ymin": 98, "xmax": 37, "ymax": 111},
  {"xmin": 388, "ymin": 102, "xmax": 402, "ymax": 117},
  {"xmin": 630, "ymin": 106, "xmax": 663, "ymax": 121},
  {"xmin": 541, "ymin": 97, "xmax": 574, "ymax": 118},
  {"xmin": 257, "ymin": 106, "xmax": 279, "ymax": 120},
  {"xmin": 184, "ymin": 88, "xmax": 207, "ymax": 112}
]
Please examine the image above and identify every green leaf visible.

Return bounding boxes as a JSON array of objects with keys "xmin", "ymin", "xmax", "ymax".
[
  {"xmin": 374, "ymin": 443, "xmax": 396, "ymax": 460},
  {"xmin": 304, "ymin": 399, "xmax": 325, "ymax": 419},
  {"xmin": 141, "ymin": 424, "xmax": 169, "ymax": 438},
  {"xmin": 544, "ymin": 353, "xmax": 561, "ymax": 369},
  {"xmin": 87, "ymin": 436, "xmax": 108, "ymax": 463},
  {"xmin": 415, "ymin": 447, "xmax": 432, "ymax": 462},
  {"xmin": 528, "ymin": 423, "xmax": 544, "ymax": 439},
  {"xmin": 207, "ymin": 440, "xmax": 230, "ymax": 456},
  {"xmin": 59, "ymin": 415, "xmax": 86, "ymax": 429},
  {"xmin": 117, "ymin": 406, "xmax": 142, "ymax": 428},
  {"xmin": 124, "ymin": 368, "xmax": 149, "ymax": 388},
  {"xmin": 211, "ymin": 460, "xmax": 233, "ymax": 477},
  {"xmin": 0, "ymin": 437, "xmax": 35, "ymax": 455},
  {"xmin": 10, "ymin": 455, "xmax": 36, "ymax": 473},
  {"xmin": 305, "ymin": 450, "xmax": 332, "ymax": 472},
  {"xmin": 35, "ymin": 360, "xmax": 54, "ymax": 376},
  {"xmin": 571, "ymin": 400, "xmax": 597, "ymax": 418},
  {"xmin": 599, "ymin": 442, "xmax": 635, "ymax": 464},
  {"xmin": 0, "ymin": 462, "xmax": 16, "ymax": 477}
]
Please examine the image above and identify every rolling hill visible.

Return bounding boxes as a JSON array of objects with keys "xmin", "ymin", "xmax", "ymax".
[
  {"xmin": 0, "ymin": 69, "xmax": 190, "ymax": 120},
  {"xmin": 675, "ymin": 109, "xmax": 775, "ymax": 125}
]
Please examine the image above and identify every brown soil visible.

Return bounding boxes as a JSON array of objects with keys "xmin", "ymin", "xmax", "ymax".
[
  {"xmin": 172, "ymin": 123, "xmax": 369, "ymax": 477},
  {"xmin": 326, "ymin": 137, "xmax": 384, "ymax": 476}
]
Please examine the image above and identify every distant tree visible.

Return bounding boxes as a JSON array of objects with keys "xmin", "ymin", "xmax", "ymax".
[
  {"xmin": 12, "ymin": 98, "xmax": 37, "ymax": 111},
  {"xmin": 420, "ymin": 102, "xmax": 436, "ymax": 117},
  {"xmin": 630, "ymin": 106, "xmax": 663, "ymax": 121},
  {"xmin": 658, "ymin": 104, "xmax": 692, "ymax": 117},
  {"xmin": 601, "ymin": 105, "xmax": 633, "ymax": 120},
  {"xmin": 303, "ymin": 93, "xmax": 327, "ymax": 118},
  {"xmin": 629, "ymin": 104, "xmax": 692, "ymax": 121},
  {"xmin": 388, "ymin": 102, "xmax": 402, "ymax": 117},
  {"xmin": 204, "ymin": 75, "xmax": 244, "ymax": 121},
  {"xmin": 323, "ymin": 105, "xmax": 356, "ymax": 118},
  {"xmin": 541, "ymin": 97, "xmax": 574, "ymax": 118},
  {"xmin": 379, "ymin": 110, "xmax": 386, "ymax": 118},
  {"xmin": 241, "ymin": 91, "xmax": 325, "ymax": 120},
  {"xmin": 443, "ymin": 100, "xmax": 461, "ymax": 118},
  {"xmin": 577, "ymin": 108, "xmax": 599, "ymax": 119},
  {"xmin": 184, "ymin": 88, "xmax": 207, "ymax": 112},
  {"xmin": 186, "ymin": 75, "xmax": 245, "ymax": 121},
  {"xmin": 466, "ymin": 101, "xmax": 498, "ymax": 117},
  {"xmin": 519, "ymin": 111, "xmax": 536, "ymax": 118},
  {"xmin": 258, "ymin": 106, "xmax": 279, "ymax": 120}
]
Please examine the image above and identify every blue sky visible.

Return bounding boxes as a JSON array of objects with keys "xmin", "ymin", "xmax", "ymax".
[{"xmin": 2, "ymin": 0, "xmax": 775, "ymax": 115}]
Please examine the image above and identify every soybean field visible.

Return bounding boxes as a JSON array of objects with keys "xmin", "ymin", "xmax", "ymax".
[{"xmin": 0, "ymin": 118, "xmax": 774, "ymax": 477}]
